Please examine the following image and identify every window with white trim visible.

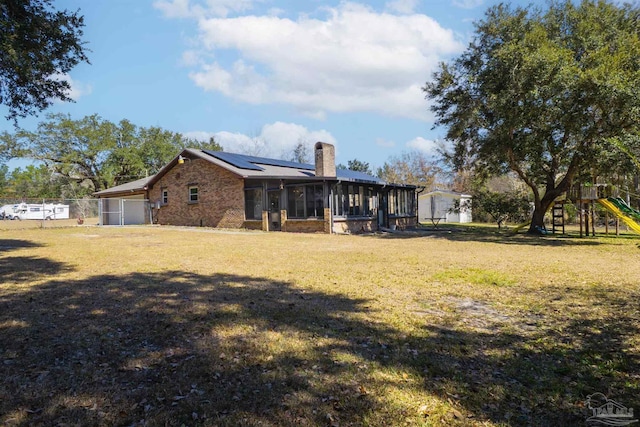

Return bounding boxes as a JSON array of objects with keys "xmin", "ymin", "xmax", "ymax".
[{"xmin": 188, "ymin": 186, "xmax": 199, "ymax": 203}]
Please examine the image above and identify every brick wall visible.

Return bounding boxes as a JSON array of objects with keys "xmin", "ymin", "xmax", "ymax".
[
  {"xmin": 242, "ymin": 220, "xmax": 263, "ymax": 230},
  {"xmin": 332, "ymin": 218, "xmax": 377, "ymax": 234},
  {"xmin": 390, "ymin": 215, "xmax": 417, "ymax": 230},
  {"xmin": 149, "ymin": 158, "xmax": 246, "ymax": 228},
  {"xmin": 283, "ymin": 219, "xmax": 325, "ymax": 233}
]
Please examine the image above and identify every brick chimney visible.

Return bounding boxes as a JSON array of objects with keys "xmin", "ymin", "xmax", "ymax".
[{"xmin": 314, "ymin": 142, "xmax": 336, "ymax": 177}]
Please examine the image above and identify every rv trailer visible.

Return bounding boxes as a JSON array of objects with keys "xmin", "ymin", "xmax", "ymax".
[{"xmin": 2, "ymin": 203, "xmax": 70, "ymax": 220}]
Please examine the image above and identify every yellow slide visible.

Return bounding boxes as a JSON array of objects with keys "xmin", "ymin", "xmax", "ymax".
[{"xmin": 597, "ymin": 198, "xmax": 640, "ymax": 234}]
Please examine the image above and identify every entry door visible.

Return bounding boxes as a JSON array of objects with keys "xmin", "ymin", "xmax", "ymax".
[
  {"xmin": 268, "ymin": 191, "xmax": 281, "ymax": 231},
  {"xmin": 379, "ymin": 193, "xmax": 388, "ymax": 228}
]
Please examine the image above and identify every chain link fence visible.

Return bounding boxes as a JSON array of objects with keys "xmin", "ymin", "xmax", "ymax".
[{"xmin": 0, "ymin": 198, "xmax": 100, "ymax": 230}]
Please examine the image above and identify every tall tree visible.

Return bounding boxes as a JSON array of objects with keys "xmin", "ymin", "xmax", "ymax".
[
  {"xmin": 16, "ymin": 113, "xmax": 116, "ymax": 192},
  {"xmin": 0, "ymin": 0, "xmax": 89, "ymax": 122},
  {"xmin": 338, "ymin": 159, "xmax": 372, "ymax": 175},
  {"xmin": 376, "ymin": 151, "xmax": 441, "ymax": 188},
  {"xmin": 12, "ymin": 114, "xmax": 221, "ymax": 193},
  {"xmin": 9, "ymin": 164, "xmax": 62, "ymax": 199},
  {"xmin": 289, "ymin": 140, "xmax": 311, "ymax": 164},
  {"xmin": 0, "ymin": 164, "xmax": 9, "ymax": 194},
  {"xmin": 425, "ymin": 0, "xmax": 640, "ymax": 234}
]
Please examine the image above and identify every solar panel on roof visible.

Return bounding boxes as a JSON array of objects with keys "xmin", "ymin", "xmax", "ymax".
[
  {"xmin": 202, "ymin": 149, "xmax": 384, "ymax": 183},
  {"xmin": 202, "ymin": 150, "xmax": 315, "ymax": 171},
  {"xmin": 202, "ymin": 150, "xmax": 264, "ymax": 171}
]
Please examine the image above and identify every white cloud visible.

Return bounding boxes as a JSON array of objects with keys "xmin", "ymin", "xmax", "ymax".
[
  {"xmin": 154, "ymin": 0, "xmax": 254, "ymax": 18},
  {"xmin": 375, "ymin": 138, "xmax": 396, "ymax": 148},
  {"xmin": 158, "ymin": 2, "xmax": 463, "ymax": 120},
  {"xmin": 452, "ymin": 0, "xmax": 484, "ymax": 9},
  {"xmin": 181, "ymin": 50, "xmax": 202, "ymax": 66},
  {"xmin": 154, "ymin": 0, "xmax": 193, "ymax": 18},
  {"xmin": 52, "ymin": 74, "xmax": 92, "ymax": 102},
  {"xmin": 385, "ymin": 0, "xmax": 418, "ymax": 14},
  {"xmin": 406, "ymin": 137, "xmax": 439, "ymax": 156},
  {"xmin": 184, "ymin": 121, "xmax": 336, "ymax": 158}
]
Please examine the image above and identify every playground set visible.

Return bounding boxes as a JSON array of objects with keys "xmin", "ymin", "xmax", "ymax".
[{"xmin": 551, "ymin": 184, "xmax": 640, "ymax": 237}]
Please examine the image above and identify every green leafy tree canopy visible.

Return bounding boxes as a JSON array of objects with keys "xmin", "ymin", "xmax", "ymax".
[
  {"xmin": 342, "ymin": 159, "xmax": 373, "ymax": 175},
  {"xmin": 11, "ymin": 113, "xmax": 222, "ymax": 193},
  {"xmin": 425, "ymin": 0, "xmax": 640, "ymax": 234},
  {"xmin": 0, "ymin": 0, "xmax": 89, "ymax": 122}
]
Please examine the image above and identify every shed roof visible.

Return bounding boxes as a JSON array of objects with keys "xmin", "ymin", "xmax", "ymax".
[{"xmin": 93, "ymin": 176, "xmax": 153, "ymax": 197}]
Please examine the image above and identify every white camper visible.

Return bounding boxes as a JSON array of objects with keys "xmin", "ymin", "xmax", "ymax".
[
  {"xmin": 0, "ymin": 204, "xmax": 14, "ymax": 220},
  {"xmin": 4, "ymin": 203, "xmax": 70, "ymax": 220}
]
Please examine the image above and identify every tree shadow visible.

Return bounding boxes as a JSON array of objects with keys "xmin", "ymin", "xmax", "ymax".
[
  {"xmin": 0, "ymin": 239, "xmax": 44, "ymax": 251},
  {"xmin": 0, "ymin": 256, "xmax": 72, "ymax": 283},
  {"xmin": 0, "ymin": 271, "xmax": 638, "ymax": 425},
  {"xmin": 367, "ymin": 226, "xmax": 606, "ymax": 247}
]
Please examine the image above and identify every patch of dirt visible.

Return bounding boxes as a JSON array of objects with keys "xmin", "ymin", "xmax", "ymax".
[{"xmin": 446, "ymin": 297, "xmax": 541, "ymax": 333}]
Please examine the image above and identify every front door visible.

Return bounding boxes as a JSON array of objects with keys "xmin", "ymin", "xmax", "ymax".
[
  {"xmin": 379, "ymin": 192, "xmax": 388, "ymax": 228},
  {"xmin": 268, "ymin": 191, "xmax": 281, "ymax": 231}
]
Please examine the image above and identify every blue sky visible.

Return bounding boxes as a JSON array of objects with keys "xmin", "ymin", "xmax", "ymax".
[{"xmin": 2, "ymin": 0, "xmax": 532, "ymax": 171}]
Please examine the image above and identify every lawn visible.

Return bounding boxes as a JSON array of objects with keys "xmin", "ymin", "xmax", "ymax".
[{"xmin": 1, "ymin": 225, "xmax": 639, "ymax": 426}]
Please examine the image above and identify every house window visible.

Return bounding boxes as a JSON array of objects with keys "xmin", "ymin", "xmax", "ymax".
[
  {"xmin": 188, "ymin": 186, "xmax": 199, "ymax": 203},
  {"xmin": 333, "ymin": 184, "xmax": 377, "ymax": 217},
  {"xmin": 287, "ymin": 186, "xmax": 305, "ymax": 218},
  {"xmin": 162, "ymin": 188, "xmax": 168, "ymax": 205},
  {"xmin": 389, "ymin": 190, "xmax": 396, "ymax": 215},
  {"xmin": 245, "ymin": 188, "xmax": 263, "ymax": 220},
  {"xmin": 348, "ymin": 185, "xmax": 360, "ymax": 216},
  {"xmin": 305, "ymin": 185, "xmax": 324, "ymax": 217},
  {"xmin": 389, "ymin": 188, "xmax": 415, "ymax": 216},
  {"xmin": 287, "ymin": 184, "xmax": 324, "ymax": 218},
  {"xmin": 332, "ymin": 184, "xmax": 344, "ymax": 217}
]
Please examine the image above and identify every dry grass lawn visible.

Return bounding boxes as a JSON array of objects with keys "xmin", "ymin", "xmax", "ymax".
[{"xmin": 1, "ymin": 225, "xmax": 639, "ymax": 426}]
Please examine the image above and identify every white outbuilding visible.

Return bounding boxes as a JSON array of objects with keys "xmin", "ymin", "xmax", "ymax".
[{"xmin": 418, "ymin": 190, "xmax": 472, "ymax": 224}]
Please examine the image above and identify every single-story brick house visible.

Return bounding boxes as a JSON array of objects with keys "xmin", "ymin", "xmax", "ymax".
[{"xmin": 95, "ymin": 142, "xmax": 417, "ymax": 233}]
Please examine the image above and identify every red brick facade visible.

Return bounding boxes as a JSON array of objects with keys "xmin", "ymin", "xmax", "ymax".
[
  {"xmin": 142, "ymin": 153, "xmax": 416, "ymax": 233},
  {"xmin": 98, "ymin": 147, "xmax": 419, "ymax": 234},
  {"xmin": 149, "ymin": 158, "xmax": 246, "ymax": 228}
]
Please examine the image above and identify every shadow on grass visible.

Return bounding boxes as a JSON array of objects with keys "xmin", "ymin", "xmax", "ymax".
[
  {"xmin": 0, "ymin": 270, "xmax": 638, "ymax": 425},
  {"xmin": 368, "ymin": 225, "xmax": 609, "ymax": 247},
  {"xmin": 0, "ymin": 256, "xmax": 72, "ymax": 283},
  {"xmin": 0, "ymin": 239, "xmax": 44, "ymax": 251}
]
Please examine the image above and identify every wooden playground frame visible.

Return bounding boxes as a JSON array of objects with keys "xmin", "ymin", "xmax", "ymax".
[{"xmin": 555, "ymin": 184, "xmax": 628, "ymax": 238}]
